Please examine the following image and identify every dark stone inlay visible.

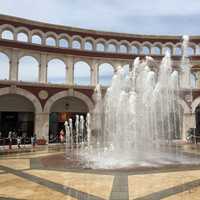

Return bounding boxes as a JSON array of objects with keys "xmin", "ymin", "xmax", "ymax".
[
  {"xmin": 0, "ymin": 165, "xmax": 106, "ymax": 200},
  {"xmin": 109, "ymin": 175, "xmax": 129, "ymax": 200},
  {"xmin": 133, "ymin": 178, "xmax": 200, "ymax": 200}
]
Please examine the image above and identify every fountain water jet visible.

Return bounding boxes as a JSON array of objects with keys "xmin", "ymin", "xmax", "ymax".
[{"xmin": 64, "ymin": 35, "xmax": 200, "ymax": 169}]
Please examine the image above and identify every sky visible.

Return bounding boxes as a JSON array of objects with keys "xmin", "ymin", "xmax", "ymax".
[
  {"xmin": 0, "ymin": 0, "xmax": 200, "ymax": 35},
  {"xmin": 0, "ymin": 0, "xmax": 200, "ymax": 85}
]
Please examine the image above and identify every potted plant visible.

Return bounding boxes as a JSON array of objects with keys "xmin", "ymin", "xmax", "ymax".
[{"xmin": 36, "ymin": 137, "xmax": 47, "ymax": 145}]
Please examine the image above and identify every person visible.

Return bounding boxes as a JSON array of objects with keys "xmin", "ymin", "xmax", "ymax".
[
  {"xmin": 59, "ymin": 129, "xmax": 65, "ymax": 143},
  {"xmin": 31, "ymin": 133, "xmax": 37, "ymax": 148},
  {"xmin": 8, "ymin": 131, "xmax": 12, "ymax": 150},
  {"xmin": 17, "ymin": 136, "xmax": 21, "ymax": 149}
]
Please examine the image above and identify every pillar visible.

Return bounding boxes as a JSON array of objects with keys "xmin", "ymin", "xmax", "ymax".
[
  {"xmin": 10, "ymin": 50, "xmax": 18, "ymax": 81},
  {"xmin": 34, "ymin": 112, "xmax": 49, "ymax": 142},
  {"xmin": 39, "ymin": 54, "xmax": 47, "ymax": 83},
  {"xmin": 66, "ymin": 57, "xmax": 74, "ymax": 85},
  {"xmin": 182, "ymin": 113, "xmax": 195, "ymax": 140},
  {"xmin": 91, "ymin": 60, "xmax": 98, "ymax": 86},
  {"xmin": 196, "ymin": 71, "xmax": 200, "ymax": 88}
]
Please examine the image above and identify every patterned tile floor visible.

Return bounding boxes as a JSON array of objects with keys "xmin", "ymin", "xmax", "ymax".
[{"xmin": 0, "ymin": 144, "xmax": 200, "ymax": 200}]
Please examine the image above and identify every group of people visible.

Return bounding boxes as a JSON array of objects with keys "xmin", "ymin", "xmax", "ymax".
[{"xmin": 0, "ymin": 130, "xmax": 37, "ymax": 149}]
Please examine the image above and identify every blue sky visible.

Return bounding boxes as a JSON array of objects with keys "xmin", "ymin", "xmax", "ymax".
[{"xmin": 0, "ymin": 0, "xmax": 200, "ymax": 35}]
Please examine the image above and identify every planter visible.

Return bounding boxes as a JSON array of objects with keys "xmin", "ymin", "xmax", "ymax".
[{"xmin": 36, "ymin": 139, "xmax": 46, "ymax": 145}]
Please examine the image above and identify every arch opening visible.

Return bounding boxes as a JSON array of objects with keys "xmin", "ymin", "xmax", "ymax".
[
  {"xmin": 1, "ymin": 30, "xmax": 14, "ymax": 40},
  {"xmin": 17, "ymin": 32, "xmax": 28, "ymax": 42},
  {"xmin": 47, "ymin": 59, "xmax": 66, "ymax": 84},
  {"xmin": 74, "ymin": 61, "xmax": 91, "ymax": 85},
  {"xmin": 0, "ymin": 52, "xmax": 9, "ymax": 80},
  {"xmin": 46, "ymin": 37, "xmax": 56, "ymax": 46},
  {"xmin": 72, "ymin": 40, "xmax": 81, "ymax": 49},
  {"xmin": 84, "ymin": 41, "xmax": 93, "ymax": 51},
  {"xmin": 32, "ymin": 34, "xmax": 42, "ymax": 44},
  {"xmin": 18, "ymin": 56, "xmax": 39, "ymax": 82},
  {"xmin": 49, "ymin": 96, "xmax": 89, "ymax": 143},
  {"xmin": 0, "ymin": 94, "xmax": 35, "ymax": 144},
  {"xmin": 98, "ymin": 63, "xmax": 114, "ymax": 86},
  {"xmin": 108, "ymin": 43, "xmax": 117, "ymax": 52},
  {"xmin": 142, "ymin": 46, "xmax": 150, "ymax": 55},
  {"xmin": 96, "ymin": 43, "xmax": 105, "ymax": 52},
  {"xmin": 59, "ymin": 39, "xmax": 69, "ymax": 48}
]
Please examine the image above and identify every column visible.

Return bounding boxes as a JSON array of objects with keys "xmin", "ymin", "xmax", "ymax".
[
  {"xmin": 9, "ymin": 50, "xmax": 18, "ymax": 81},
  {"xmin": 182, "ymin": 113, "xmax": 195, "ymax": 140},
  {"xmin": 114, "ymin": 61, "xmax": 122, "ymax": 72},
  {"xmin": 39, "ymin": 54, "xmax": 47, "ymax": 83},
  {"xmin": 196, "ymin": 71, "xmax": 200, "ymax": 88},
  {"xmin": 34, "ymin": 112, "xmax": 49, "ymax": 143},
  {"xmin": 91, "ymin": 60, "xmax": 98, "ymax": 86},
  {"xmin": 66, "ymin": 57, "xmax": 74, "ymax": 85}
]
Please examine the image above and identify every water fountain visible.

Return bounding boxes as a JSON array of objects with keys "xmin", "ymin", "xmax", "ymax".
[{"xmin": 64, "ymin": 35, "xmax": 200, "ymax": 169}]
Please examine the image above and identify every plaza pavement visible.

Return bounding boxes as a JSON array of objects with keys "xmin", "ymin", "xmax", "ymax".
[{"xmin": 0, "ymin": 144, "xmax": 200, "ymax": 200}]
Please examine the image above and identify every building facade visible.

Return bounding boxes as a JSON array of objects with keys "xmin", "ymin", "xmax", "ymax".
[{"xmin": 0, "ymin": 14, "xmax": 199, "ymax": 142}]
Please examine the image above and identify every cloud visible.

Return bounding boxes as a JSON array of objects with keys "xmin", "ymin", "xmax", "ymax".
[{"xmin": 0, "ymin": 0, "xmax": 200, "ymax": 35}]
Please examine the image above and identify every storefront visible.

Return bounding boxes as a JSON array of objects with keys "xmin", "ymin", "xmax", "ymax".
[
  {"xmin": 0, "ymin": 94, "xmax": 35, "ymax": 144},
  {"xmin": 49, "ymin": 96, "xmax": 88, "ymax": 143}
]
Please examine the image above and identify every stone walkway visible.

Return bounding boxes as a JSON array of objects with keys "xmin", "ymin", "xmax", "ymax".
[{"xmin": 0, "ymin": 144, "xmax": 200, "ymax": 200}]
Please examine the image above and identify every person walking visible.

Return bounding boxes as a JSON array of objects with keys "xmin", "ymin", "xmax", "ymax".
[
  {"xmin": 8, "ymin": 131, "xmax": 12, "ymax": 150},
  {"xmin": 17, "ymin": 136, "xmax": 21, "ymax": 149},
  {"xmin": 31, "ymin": 133, "xmax": 37, "ymax": 148}
]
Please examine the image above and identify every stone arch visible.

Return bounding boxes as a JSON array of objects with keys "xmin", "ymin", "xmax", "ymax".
[
  {"xmin": 73, "ymin": 58, "xmax": 91, "ymax": 69},
  {"xmin": 58, "ymin": 33, "xmax": 71, "ymax": 48},
  {"xmin": 95, "ymin": 38, "xmax": 107, "ymax": 51},
  {"xmin": 107, "ymin": 42, "xmax": 117, "ymax": 53},
  {"xmin": 131, "ymin": 42, "xmax": 141, "ymax": 54},
  {"xmin": 131, "ymin": 41, "xmax": 142, "ymax": 47},
  {"xmin": 179, "ymin": 98, "xmax": 191, "ymax": 114},
  {"xmin": 46, "ymin": 55, "xmax": 66, "ymax": 64},
  {"xmin": 163, "ymin": 42, "xmax": 175, "ymax": 55},
  {"xmin": 1, "ymin": 27, "xmax": 14, "ymax": 40},
  {"xmin": 16, "ymin": 27, "xmax": 31, "ymax": 42},
  {"xmin": 191, "ymin": 96, "xmax": 200, "ymax": 113},
  {"xmin": 72, "ymin": 35, "xmax": 83, "ymax": 42},
  {"xmin": 30, "ymin": 29, "xmax": 45, "ymax": 38},
  {"xmin": 18, "ymin": 52, "xmax": 40, "ymax": 64},
  {"xmin": 0, "ymin": 49, "xmax": 11, "ymax": 60},
  {"xmin": 175, "ymin": 43, "xmax": 182, "ymax": 55},
  {"xmin": 0, "ymin": 87, "xmax": 42, "ymax": 113},
  {"xmin": 45, "ymin": 32, "xmax": 58, "ymax": 46},
  {"xmin": 0, "ymin": 24, "xmax": 15, "ymax": 34},
  {"xmin": 44, "ymin": 90, "xmax": 94, "ymax": 113},
  {"xmin": 31, "ymin": 29, "xmax": 45, "ymax": 44},
  {"xmin": 16, "ymin": 26, "xmax": 30, "ymax": 34},
  {"xmin": 107, "ymin": 39, "xmax": 118, "ymax": 44},
  {"xmin": 152, "ymin": 42, "xmax": 162, "ymax": 55},
  {"xmin": 58, "ymin": 33, "xmax": 71, "ymax": 41},
  {"xmin": 119, "ymin": 40, "xmax": 130, "ymax": 53},
  {"xmin": 188, "ymin": 43, "xmax": 196, "ymax": 56},
  {"xmin": 84, "ymin": 37, "xmax": 95, "ymax": 44},
  {"xmin": 142, "ymin": 42, "xmax": 152, "ymax": 54},
  {"xmin": 84, "ymin": 37, "xmax": 95, "ymax": 50},
  {"xmin": 45, "ymin": 31, "xmax": 58, "ymax": 40}
]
